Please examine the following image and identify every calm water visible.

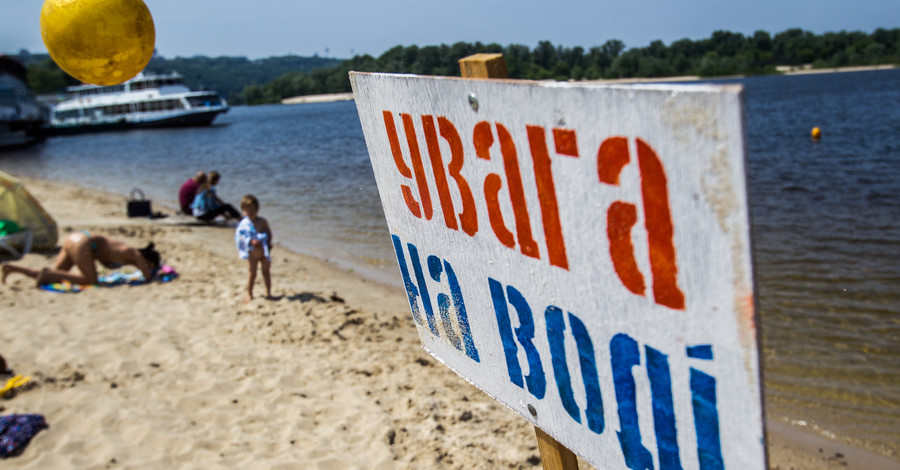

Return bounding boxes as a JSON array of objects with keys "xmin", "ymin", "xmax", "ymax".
[
  {"xmin": 738, "ymin": 69, "xmax": 900, "ymax": 459},
  {"xmin": 1, "ymin": 101, "xmax": 397, "ymax": 282},
  {"xmin": 1, "ymin": 69, "xmax": 898, "ymax": 460}
]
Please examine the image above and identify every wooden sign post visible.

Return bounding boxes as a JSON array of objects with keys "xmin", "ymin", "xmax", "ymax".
[
  {"xmin": 458, "ymin": 53, "xmax": 509, "ymax": 80},
  {"xmin": 351, "ymin": 53, "xmax": 766, "ymax": 470},
  {"xmin": 458, "ymin": 53, "xmax": 579, "ymax": 470}
]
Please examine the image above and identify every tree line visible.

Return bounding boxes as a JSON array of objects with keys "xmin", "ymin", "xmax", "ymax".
[
  {"xmin": 13, "ymin": 27, "xmax": 900, "ymax": 106},
  {"xmin": 241, "ymin": 28, "xmax": 900, "ymax": 104}
]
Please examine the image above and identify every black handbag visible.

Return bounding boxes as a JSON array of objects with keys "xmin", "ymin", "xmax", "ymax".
[{"xmin": 127, "ymin": 188, "xmax": 152, "ymax": 217}]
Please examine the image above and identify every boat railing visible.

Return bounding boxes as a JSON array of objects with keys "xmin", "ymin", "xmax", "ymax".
[{"xmin": 66, "ymin": 72, "xmax": 186, "ymax": 96}]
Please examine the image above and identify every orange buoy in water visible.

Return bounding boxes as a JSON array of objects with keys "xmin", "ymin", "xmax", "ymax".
[
  {"xmin": 811, "ymin": 126, "xmax": 822, "ymax": 140},
  {"xmin": 40, "ymin": 0, "xmax": 156, "ymax": 86}
]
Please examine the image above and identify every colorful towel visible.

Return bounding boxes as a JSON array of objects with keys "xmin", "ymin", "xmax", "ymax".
[
  {"xmin": 39, "ymin": 265, "xmax": 179, "ymax": 293},
  {"xmin": 235, "ymin": 216, "xmax": 270, "ymax": 260},
  {"xmin": 0, "ymin": 414, "xmax": 47, "ymax": 458}
]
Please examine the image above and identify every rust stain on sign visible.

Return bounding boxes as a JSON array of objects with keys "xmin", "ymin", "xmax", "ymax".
[{"xmin": 662, "ymin": 92, "xmax": 758, "ymax": 374}]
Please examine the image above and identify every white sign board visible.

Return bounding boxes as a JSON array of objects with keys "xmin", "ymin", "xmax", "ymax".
[{"xmin": 352, "ymin": 72, "xmax": 765, "ymax": 470}]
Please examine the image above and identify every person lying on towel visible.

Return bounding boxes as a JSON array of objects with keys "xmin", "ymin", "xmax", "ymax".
[{"xmin": 1, "ymin": 232, "xmax": 160, "ymax": 287}]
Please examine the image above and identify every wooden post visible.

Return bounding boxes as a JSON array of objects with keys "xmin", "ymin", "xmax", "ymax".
[
  {"xmin": 459, "ymin": 53, "xmax": 579, "ymax": 470},
  {"xmin": 535, "ymin": 427, "xmax": 580, "ymax": 470},
  {"xmin": 458, "ymin": 53, "xmax": 509, "ymax": 79}
]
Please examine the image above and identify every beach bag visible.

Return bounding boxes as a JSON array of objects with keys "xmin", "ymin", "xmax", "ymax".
[{"xmin": 127, "ymin": 188, "xmax": 152, "ymax": 217}]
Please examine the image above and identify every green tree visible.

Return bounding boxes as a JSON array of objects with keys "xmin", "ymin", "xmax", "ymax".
[
  {"xmin": 533, "ymin": 41, "xmax": 558, "ymax": 70},
  {"xmin": 609, "ymin": 50, "xmax": 640, "ymax": 78},
  {"xmin": 504, "ymin": 44, "xmax": 532, "ymax": 78},
  {"xmin": 26, "ymin": 58, "xmax": 76, "ymax": 94},
  {"xmin": 601, "ymin": 39, "xmax": 626, "ymax": 59}
]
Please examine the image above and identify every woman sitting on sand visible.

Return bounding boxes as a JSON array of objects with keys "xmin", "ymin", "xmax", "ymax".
[
  {"xmin": 1, "ymin": 232, "xmax": 161, "ymax": 287},
  {"xmin": 191, "ymin": 171, "xmax": 241, "ymax": 222}
]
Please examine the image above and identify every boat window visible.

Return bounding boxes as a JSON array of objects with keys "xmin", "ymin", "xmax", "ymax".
[
  {"xmin": 94, "ymin": 104, "xmax": 127, "ymax": 116},
  {"xmin": 74, "ymin": 84, "xmax": 125, "ymax": 97},
  {"xmin": 54, "ymin": 109, "xmax": 81, "ymax": 121},
  {"xmin": 134, "ymin": 99, "xmax": 186, "ymax": 112},
  {"xmin": 187, "ymin": 96, "xmax": 222, "ymax": 107}
]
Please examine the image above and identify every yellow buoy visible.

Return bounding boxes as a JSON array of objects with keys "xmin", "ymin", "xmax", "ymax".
[
  {"xmin": 811, "ymin": 126, "xmax": 822, "ymax": 140},
  {"xmin": 40, "ymin": 0, "xmax": 155, "ymax": 86}
]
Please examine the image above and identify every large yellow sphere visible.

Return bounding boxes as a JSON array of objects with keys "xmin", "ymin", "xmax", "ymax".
[{"xmin": 40, "ymin": 0, "xmax": 155, "ymax": 86}]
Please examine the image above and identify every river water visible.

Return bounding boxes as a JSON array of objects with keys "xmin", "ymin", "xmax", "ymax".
[{"xmin": 1, "ymin": 68, "xmax": 898, "ymax": 461}]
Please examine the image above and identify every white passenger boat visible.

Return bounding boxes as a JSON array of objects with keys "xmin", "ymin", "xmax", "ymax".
[{"xmin": 46, "ymin": 71, "xmax": 229, "ymax": 135}]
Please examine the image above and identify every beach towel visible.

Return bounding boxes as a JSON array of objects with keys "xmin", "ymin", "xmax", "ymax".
[
  {"xmin": 39, "ymin": 265, "xmax": 179, "ymax": 293},
  {"xmin": 0, "ymin": 414, "xmax": 47, "ymax": 458},
  {"xmin": 235, "ymin": 217, "xmax": 270, "ymax": 260}
]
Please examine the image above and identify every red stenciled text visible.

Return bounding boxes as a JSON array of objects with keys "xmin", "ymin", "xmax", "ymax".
[{"xmin": 381, "ymin": 110, "xmax": 685, "ymax": 310}]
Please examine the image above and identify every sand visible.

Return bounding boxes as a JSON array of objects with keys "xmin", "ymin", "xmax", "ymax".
[
  {"xmin": 281, "ymin": 93, "xmax": 355, "ymax": 105},
  {"xmin": 0, "ymin": 177, "xmax": 894, "ymax": 469}
]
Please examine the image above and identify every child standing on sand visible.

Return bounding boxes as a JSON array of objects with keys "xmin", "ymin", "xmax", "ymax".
[{"xmin": 235, "ymin": 194, "xmax": 273, "ymax": 302}]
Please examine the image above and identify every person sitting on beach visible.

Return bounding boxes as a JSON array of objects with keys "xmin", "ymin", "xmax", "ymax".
[
  {"xmin": 191, "ymin": 171, "xmax": 241, "ymax": 222},
  {"xmin": 235, "ymin": 194, "xmax": 273, "ymax": 302},
  {"xmin": 1, "ymin": 232, "xmax": 161, "ymax": 287},
  {"xmin": 178, "ymin": 171, "xmax": 207, "ymax": 215}
]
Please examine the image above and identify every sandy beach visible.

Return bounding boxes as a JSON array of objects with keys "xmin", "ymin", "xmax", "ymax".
[
  {"xmin": 281, "ymin": 92, "xmax": 355, "ymax": 105},
  {"xmin": 0, "ymin": 176, "xmax": 896, "ymax": 469}
]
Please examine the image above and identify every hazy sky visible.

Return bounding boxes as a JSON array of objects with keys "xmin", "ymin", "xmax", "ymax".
[{"xmin": 3, "ymin": 0, "xmax": 898, "ymax": 60}]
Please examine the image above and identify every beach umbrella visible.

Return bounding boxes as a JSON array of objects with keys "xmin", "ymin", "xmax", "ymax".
[{"xmin": 0, "ymin": 171, "xmax": 58, "ymax": 250}]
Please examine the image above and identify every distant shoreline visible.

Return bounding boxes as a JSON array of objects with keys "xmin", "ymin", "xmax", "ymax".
[
  {"xmin": 593, "ymin": 63, "xmax": 896, "ymax": 84},
  {"xmin": 777, "ymin": 63, "xmax": 896, "ymax": 75},
  {"xmin": 281, "ymin": 92, "xmax": 354, "ymax": 105},
  {"xmin": 280, "ymin": 64, "xmax": 896, "ymax": 103}
]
